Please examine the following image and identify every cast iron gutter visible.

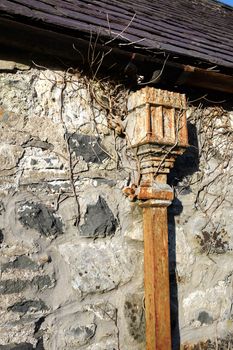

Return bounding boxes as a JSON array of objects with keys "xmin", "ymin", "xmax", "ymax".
[
  {"xmin": 0, "ymin": 17, "xmax": 233, "ymax": 94},
  {"xmin": 124, "ymin": 87, "xmax": 189, "ymax": 349}
]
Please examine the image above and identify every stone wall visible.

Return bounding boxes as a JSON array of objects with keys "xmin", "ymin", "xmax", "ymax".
[
  {"xmin": 0, "ymin": 66, "xmax": 144, "ymax": 350},
  {"xmin": 0, "ymin": 62, "xmax": 233, "ymax": 350},
  {"xmin": 169, "ymin": 104, "xmax": 233, "ymax": 349}
]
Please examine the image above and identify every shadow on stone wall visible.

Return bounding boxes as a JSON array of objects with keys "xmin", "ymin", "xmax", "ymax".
[
  {"xmin": 168, "ymin": 121, "xmax": 199, "ymax": 350},
  {"xmin": 168, "ymin": 199, "xmax": 182, "ymax": 350}
]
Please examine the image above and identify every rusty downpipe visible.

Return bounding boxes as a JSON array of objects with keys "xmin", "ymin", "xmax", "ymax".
[{"xmin": 123, "ymin": 87, "xmax": 188, "ymax": 350}]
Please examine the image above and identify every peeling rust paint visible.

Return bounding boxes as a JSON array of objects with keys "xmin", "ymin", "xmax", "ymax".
[{"xmin": 124, "ymin": 88, "xmax": 188, "ymax": 350}]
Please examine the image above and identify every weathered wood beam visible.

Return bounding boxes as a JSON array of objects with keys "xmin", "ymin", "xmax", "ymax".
[{"xmin": 177, "ymin": 65, "xmax": 233, "ymax": 94}]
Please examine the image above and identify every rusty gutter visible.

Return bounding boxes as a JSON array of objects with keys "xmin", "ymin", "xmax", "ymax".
[{"xmin": 124, "ymin": 87, "xmax": 189, "ymax": 349}]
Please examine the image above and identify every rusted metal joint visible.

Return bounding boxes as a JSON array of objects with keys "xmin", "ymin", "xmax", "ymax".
[
  {"xmin": 123, "ymin": 182, "xmax": 174, "ymax": 202},
  {"xmin": 122, "ymin": 183, "xmax": 138, "ymax": 201}
]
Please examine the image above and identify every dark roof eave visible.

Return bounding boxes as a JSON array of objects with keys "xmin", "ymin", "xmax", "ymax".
[
  {"xmin": 0, "ymin": 17, "xmax": 233, "ymax": 94},
  {"xmin": 1, "ymin": 0, "xmax": 233, "ymax": 69}
]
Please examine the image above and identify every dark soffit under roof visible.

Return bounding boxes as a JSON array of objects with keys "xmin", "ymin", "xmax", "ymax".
[{"xmin": 0, "ymin": 0, "xmax": 233, "ymax": 69}]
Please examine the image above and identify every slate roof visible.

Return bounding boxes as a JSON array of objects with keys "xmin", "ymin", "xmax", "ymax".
[{"xmin": 0, "ymin": 0, "xmax": 233, "ymax": 68}]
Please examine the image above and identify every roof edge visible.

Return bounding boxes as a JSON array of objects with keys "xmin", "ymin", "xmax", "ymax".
[{"xmin": 0, "ymin": 18, "xmax": 232, "ymax": 94}]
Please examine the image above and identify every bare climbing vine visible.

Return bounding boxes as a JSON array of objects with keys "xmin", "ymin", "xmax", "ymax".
[
  {"xmin": 85, "ymin": 77, "xmax": 128, "ymax": 136},
  {"xmin": 183, "ymin": 104, "xmax": 233, "ymax": 255},
  {"xmin": 56, "ymin": 71, "xmax": 81, "ymax": 224}
]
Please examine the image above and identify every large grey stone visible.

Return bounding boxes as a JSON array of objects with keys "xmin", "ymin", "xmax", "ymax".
[
  {"xmin": 124, "ymin": 293, "xmax": 145, "ymax": 343},
  {"xmin": 80, "ymin": 196, "xmax": 117, "ymax": 237},
  {"xmin": 18, "ymin": 201, "xmax": 63, "ymax": 237},
  {"xmin": 68, "ymin": 133, "xmax": 109, "ymax": 164},
  {"xmin": 59, "ymin": 241, "xmax": 137, "ymax": 295},
  {"xmin": 8, "ymin": 299, "xmax": 48, "ymax": 313},
  {"xmin": 0, "ymin": 275, "xmax": 53, "ymax": 294},
  {"xmin": 2, "ymin": 256, "xmax": 38, "ymax": 272},
  {"xmin": 64, "ymin": 324, "xmax": 97, "ymax": 347},
  {"xmin": 32, "ymin": 275, "xmax": 54, "ymax": 291},
  {"xmin": 0, "ymin": 280, "xmax": 28, "ymax": 294}
]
